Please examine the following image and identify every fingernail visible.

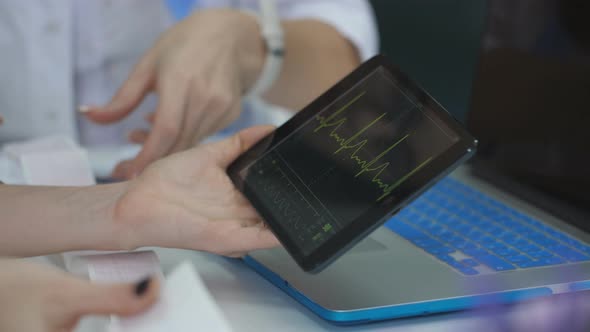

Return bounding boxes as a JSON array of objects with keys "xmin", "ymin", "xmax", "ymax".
[
  {"xmin": 78, "ymin": 105, "xmax": 95, "ymax": 113},
  {"xmin": 134, "ymin": 277, "xmax": 151, "ymax": 297}
]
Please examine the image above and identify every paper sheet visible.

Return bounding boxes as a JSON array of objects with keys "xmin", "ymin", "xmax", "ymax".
[
  {"xmin": 1, "ymin": 135, "xmax": 79, "ymax": 185},
  {"xmin": 2, "ymin": 135, "xmax": 76, "ymax": 158},
  {"xmin": 0, "ymin": 153, "xmax": 24, "ymax": 184},
  {"xmin": 20, "ymin": 148, "xmax": 95, "ymax": 186},
  {"xmin": 86, "ymin": 251, "xmax": 164, "ymax": 284},
  {"xmin": 106, "ymin": 262, "xmax": 233, "ymax": 332}
]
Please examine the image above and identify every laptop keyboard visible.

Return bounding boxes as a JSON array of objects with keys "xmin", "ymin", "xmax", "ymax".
[{"xmin": 385, "ymin": 177, "xmax": 590, "ymax": 276}]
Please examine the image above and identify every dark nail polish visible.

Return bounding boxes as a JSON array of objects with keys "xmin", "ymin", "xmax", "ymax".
[{"xmin": 134, "ymin": 277, "xmax": 151, "ymax": 297}]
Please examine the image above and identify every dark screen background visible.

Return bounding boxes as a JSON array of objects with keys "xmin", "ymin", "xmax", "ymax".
[
  {"xmin": 469, "ymin": 0, "xmax": 590, "ymax": 214},
  {"xmin": 241, "ymin": 68, "xmax": 458, "ymax": 255}
]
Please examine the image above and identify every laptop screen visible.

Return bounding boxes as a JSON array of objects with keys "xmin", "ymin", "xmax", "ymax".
[{"xmin": 467, "ymin": 0, "xmax": 590, "ymax": 226}]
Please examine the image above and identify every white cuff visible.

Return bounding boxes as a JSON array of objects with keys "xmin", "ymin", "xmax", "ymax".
[{"xmin": 245, "ymin": 0, "xmax": 285, "ymax": 98}]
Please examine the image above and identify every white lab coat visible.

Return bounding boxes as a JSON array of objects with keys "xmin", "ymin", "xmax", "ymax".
[{"xmin": 0, "ymin": 0, "xmax": 378, "ymax": 146}]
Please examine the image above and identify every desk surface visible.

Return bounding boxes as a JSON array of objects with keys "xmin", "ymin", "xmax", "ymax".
[{"xmin": 150, "ymin": 247, "xmax": 556, "ymax": 332}]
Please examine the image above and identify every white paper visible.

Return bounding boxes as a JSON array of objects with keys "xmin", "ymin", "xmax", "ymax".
[
  {"xmin": 0, "ymin": 153, "xmax": 25, "ymax": 184},
  {"xmin": 86, "ymin": 251, "xmax": 164, "ymax": 284},
  {"xmin": 64, "ymin": 250, "xmax": 142, "ymax": 276},
  {"xmin": 73, "ymin": 251, "xmax": 164, "ymax": 332},
  {"xmin": 108, "ymin": 262, "xmax": 233, "ymax": 332},
  {"xmin": 20, "ymin": 148, "xmax": 95, "ymax": 186},
  {"xmin": 86, "ymin": 145, "xmax": 141, "ymax": 179},
  {"xmin": 86, "ymin": 251, "xmax": 166, "ymax": 328},
  {"xmin": 1, "ymin": 135, "xmax": 80, "ymax": 185},
  {"xmin": 2, "ymin": 135, "xmax": 76, "ymax": 158}
]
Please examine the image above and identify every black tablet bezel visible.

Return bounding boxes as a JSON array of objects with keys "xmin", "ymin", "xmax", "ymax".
[{"xmin": 228, "ymin": 55, "xmax": 477, "ymax": 273}]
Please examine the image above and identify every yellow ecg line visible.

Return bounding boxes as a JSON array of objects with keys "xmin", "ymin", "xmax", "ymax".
[{"xmin": 313, "ymin": 91, "xmax": 432, "ymax": 202}]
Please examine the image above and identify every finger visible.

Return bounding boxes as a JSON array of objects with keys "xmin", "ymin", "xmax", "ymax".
[
  {"xmin": 81, "ymin": 54, "xmax": 155, "ymax": 124},
  {"xmin": 239, "ymin": 218, "xmax": 263, "ymax": 227},
  {"xmin": 169, "ymin": 82, "xmax": 211, "ymax": 154},
  {"xmin": 127, "ymin": 129, "xmax": 150, "ymax": 144},
  {"xmin": 111, "ymin": 159, "xmax": 134, "ymax": 180},
  {"xmin": 191, "ymin": 98, "xmax": 241, "ymax": 146},
  {"xmin": 66, "ymin": 276, "xmax": 160, "ymax": 318},
  {"xmin": 191, "ymin": 73, "xmax": 242, "ymax": 143},
  {"xmin": 124, "ymin": 77, "xmax": 190, "ymax": 178},
  {"xmin": 224, "ymin": 251, "xmax": 249, "ymax": 258},
  {"xmin": 205, "ymin": 125, "xmax": 275, "ymax": 169},
  {"xmin": 144, "ymin": 112, "xmax": 156, "ymax": 124},
  {"xmin": 204, "ymin": 219, "xmax": 280, "ymax": 254},
  {"xmin": 178, "ymin": 80, "xmax": 241, "ymax": 150},
  {"xmin": 187, "ymin": 201, "xmax": 260, "ymax": 221},
  {"xmin": 226, "ymin": 225, "xmax": 280, "ymax": 253}
]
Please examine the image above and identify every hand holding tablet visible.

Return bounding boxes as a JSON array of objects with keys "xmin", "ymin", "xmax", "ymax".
[{"xmin": 228, "ymin": 55, "xmax": 477, "ymax": 273}]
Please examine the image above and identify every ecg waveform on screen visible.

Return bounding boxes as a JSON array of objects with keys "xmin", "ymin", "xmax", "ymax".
[
  {"xmin": 250, "ymin": 156, "xmax": 337, "ymax": 252},
  {"xmin": 313, "ymin": 91, "xmax": 433, "ymax": 202}
]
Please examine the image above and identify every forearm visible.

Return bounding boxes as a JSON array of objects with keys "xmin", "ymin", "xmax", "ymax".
[
  {"xmin": 0, "ymin": 184, "xmax": 126, "ymax": 257},
  {"xmin": 237, "ymin": 14, "xmax": 360, "ymax": 111},
  {"xmin": 266, "ymin": 20, "xmax": 360, "ymax": 110}
]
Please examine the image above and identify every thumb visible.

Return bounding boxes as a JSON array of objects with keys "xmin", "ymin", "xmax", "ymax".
[
  {"xmin": 81, "ymin": 55, "xmax": 155, "ymax": 124},
  {"xmin": 64, "ymin": 276, "xmax": 160, "ymax": 319},
  {"xmin": 208, "ymin": 125, "xmax": 276, "ymax": 168}
]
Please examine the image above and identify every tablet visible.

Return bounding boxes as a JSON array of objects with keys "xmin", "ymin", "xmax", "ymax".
[{"xmin": 228, "ymin": 55, "xmax": 477, "ymax": 273}]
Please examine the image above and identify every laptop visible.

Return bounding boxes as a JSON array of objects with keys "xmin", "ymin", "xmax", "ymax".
[{"xmin": 243, "ymin": 0, "xmax": 590, "ymax": 324}]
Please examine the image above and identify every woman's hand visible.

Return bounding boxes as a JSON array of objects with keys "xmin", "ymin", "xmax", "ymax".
[
  {"xmin": 111, "ymin": 125, "xmax": 279, "ymax": 256},
  {"xmin": 0, "ymin": 258, "xmax": 159, "ymax": 332},
  {"xmin": 0, "ymin": 126, "xmax": 278, "ymax": 257},
  {"xmin": 83, "ymin": 9, "xmax": 264, "ymax": 179}
]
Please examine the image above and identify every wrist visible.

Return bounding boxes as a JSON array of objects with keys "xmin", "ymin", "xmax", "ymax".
[
  {"xmin": 0, "ymin": 184, "xmax": 129, "ymax": 256},
  {"xmin": 78, "ymin": 182, "xmax": 132, "ymax": 251},
  {"xmin": 232, "ymin": 11, "xmax": 266, "ymax": 93}
]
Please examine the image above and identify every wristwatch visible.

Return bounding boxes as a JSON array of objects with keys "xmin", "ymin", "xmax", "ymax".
[{"xmin": 245, "ymin": 0, "xmax": 285, "ymax": 98}]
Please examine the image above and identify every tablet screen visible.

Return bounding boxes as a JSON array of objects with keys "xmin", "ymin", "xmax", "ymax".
[{"xmin": 238, "ymin": 67, "xmax": 459, "ymax": 254}]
